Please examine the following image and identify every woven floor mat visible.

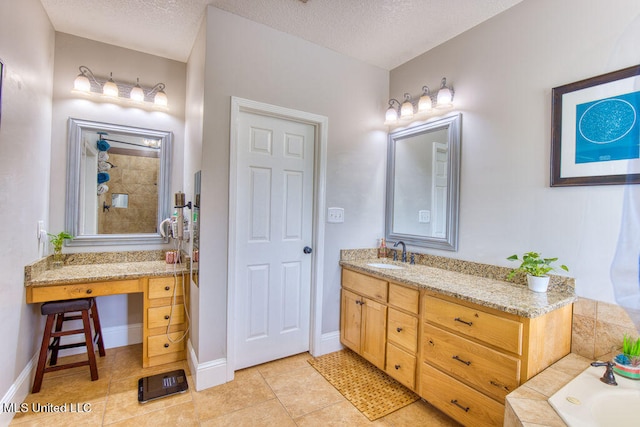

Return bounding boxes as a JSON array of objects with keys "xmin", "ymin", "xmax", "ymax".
[{"xmin": 308, "ymin": 349, "xmax": 419, "ymax": 421}]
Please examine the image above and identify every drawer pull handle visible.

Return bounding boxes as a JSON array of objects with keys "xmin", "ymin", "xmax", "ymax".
[
  {"xmin": 428, "ymin": 340, "xmax": 435, "ymax": 346},
  {"xmin": 164, "ymin": 343, "xmax": 170, "ymax": 348},
  {"xmin": 394, "ymin": 364, "xmax": 401, "ymax": 370},
  {"xmin": 452, "ymin": 355, "xmax": 471, "ymax": 366},
  {"xmin": 490, "ymin": 380, "xmax": 510, "ymax": 392},
  {"xmin": 164, "ymin": 315, "xmax": 170, "ymax": 320},
  {"xmin": 165, "ymin": 286, "xmax": 171, "ymax": 291},
  {"xmin": 454, "ymin": 317, "xmax": 473, "ymax": 326},
  {"xmin": 450, "ymin": 399, "xmax": 469, "ymax": 412},
  {"xmin": 396, "ymin": 327, "xmax": 403, "ymax": 332},
  {"xmin": 86, "ymin": 289, "xmax": 93, "ymax": 294}
]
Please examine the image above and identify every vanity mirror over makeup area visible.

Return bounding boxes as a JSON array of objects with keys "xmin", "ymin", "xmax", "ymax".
[
  {"xmin": 65, "ymin": 118, "xmax": 172, "ymax": 246},
  {"xmin": 386, "ymin": 113, "xmax": 461, "ymax": 251}
]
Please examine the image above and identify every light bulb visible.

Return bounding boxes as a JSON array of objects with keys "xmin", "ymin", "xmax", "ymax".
[
  {"xmin": 154, "ymin": 90, "xmax": 168, "ymax": 107},
  {"xmin": 400, "ymin": 99, "xmax": 414, "ymax": 119},
  {"xmin": 385, "ymin": 106, "xmax": 398, "ymax": 123},
  {"xmin": 74, "ymin": 73, "xmax": 91, "ymax": 92},
  {"xmin": 130, "ymin": 78, "xmax": 144, "ymax": 102},
  {"xmin": 103, "ymin": 73, "xmax": 119, "ymax": 97}
]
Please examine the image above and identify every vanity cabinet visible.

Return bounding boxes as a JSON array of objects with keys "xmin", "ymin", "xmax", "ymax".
[
  {"xmin": 143, "ymin": 276, "xmax": 189, "ymax": 368},
  {"xmin": 420, "ymin": 292, "xmax": 572, "ymax": 427},
  {"xmin": 341, "ymin": 269, "xmax": 420, "ymax": 388},
  {"xmin": 385, "ymin": 283, "xmax": 420, "ymax": 389},
  {"xmin": 340, "ymin": 270, "xmax": 387, "ymax": 369}
]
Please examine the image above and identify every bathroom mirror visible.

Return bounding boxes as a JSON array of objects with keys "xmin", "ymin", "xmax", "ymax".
[
  {"xmin": 65, "ymin": 118, "xmax": 172, "ymax": 246},
  {"xmin": 386, "ymin": 113, "xmax": 461, "ymax": 251}
]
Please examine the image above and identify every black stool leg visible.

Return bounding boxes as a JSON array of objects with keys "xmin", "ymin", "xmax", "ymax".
[
  {"xmin": 89, "ymin": 298, "xmax": 105, "ymax": 357},
  {"xmin": 81, "ymin": 309, "xmax": 98, "ymax": 381},
  {"xmin": 33, "ymin": 314, "xmax": 56, "ymax": 393},
  {"xmin": 49, "ymin": 313, "xmax": 64, "ymax": 366}
]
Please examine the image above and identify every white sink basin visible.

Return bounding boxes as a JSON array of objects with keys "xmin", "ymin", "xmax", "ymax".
[
  {"xmin": 366, "ymin": 263, "xmax": 405, "ymax": 270},
  {"xmin": 549, "ymin": 364, "xmax": 640, "ymax": 426}
]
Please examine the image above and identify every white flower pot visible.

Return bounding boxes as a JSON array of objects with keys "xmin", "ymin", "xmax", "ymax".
[{"xmin": 527, "ymin": 275, "xmax": 550, "ymax": 293}]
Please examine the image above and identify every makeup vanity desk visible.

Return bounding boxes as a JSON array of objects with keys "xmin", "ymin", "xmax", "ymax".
[{"xmin": 24, "ymin": 252, "xmax": 189, "ymax": 368}]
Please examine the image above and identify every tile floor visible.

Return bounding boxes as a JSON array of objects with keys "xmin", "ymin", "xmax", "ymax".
[{"xmin": 10, "ymin": 344, "xmax": 460, "ymax": 426}]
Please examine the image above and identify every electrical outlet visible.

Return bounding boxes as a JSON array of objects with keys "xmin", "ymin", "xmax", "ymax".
[{"xmin": 327, "ymin": 207, "xmax": 344, "ymax": 223}]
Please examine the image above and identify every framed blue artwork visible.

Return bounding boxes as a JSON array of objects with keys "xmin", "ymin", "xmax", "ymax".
[{"xmin": 551, "ymin": 65, "xmax": 640, "ymax": 186}]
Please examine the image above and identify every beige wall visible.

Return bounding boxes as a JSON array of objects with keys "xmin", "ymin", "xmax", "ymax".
[
  {"xmin": 0, "ymin": 0, "xmax": 54, "ymax": 418},
  {"xmin": 390, "ymin": 0, "xmax": 640, "ymax": 306}
]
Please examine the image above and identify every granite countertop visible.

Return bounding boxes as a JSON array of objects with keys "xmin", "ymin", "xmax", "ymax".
[
  {"xmin": 24, "ymin": 250, "xmax": 188, "ymax": 287},
  {"xmin": 340, "ymin": 258, "xmax": 576, "ymax": 318}
]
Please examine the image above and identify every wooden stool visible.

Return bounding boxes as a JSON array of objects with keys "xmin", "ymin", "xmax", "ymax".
[{"xmin": 32, "ymin": 297, "xmax": 105, "ymax": 393}]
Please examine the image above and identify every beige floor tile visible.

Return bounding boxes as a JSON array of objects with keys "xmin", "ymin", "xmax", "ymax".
[
  {"xmin": 10, "ymin": 344, "xmax": 461, "ymax": 426},
  {"xmin": 200, "ymin": 398, "xmax": 296, "ymax": 427},
  {"xmin": 102, "ymin": 374, "xmax": 193, "ymax": 425},
  {"xmin": 255, "ymin": 352, "xmax": 312, "ymax": 379},
  {"xmin": 192, "ymin": 368, "xmax": 275, "ymax": 420},
  {"xmin": 105, "ymin": 401, "xmax": 199, "ymax": 427},
  {"xmin": 265, "ymin": 365, "xmax": 346, "ymax": 418},
  {"xmin": 10, "ymin": 399, "xmax": 105, "ymax": 426},
  {"xmin": 295, "ymin": 400, "xmax": 389, "ymax": 426},
  {"xmin": 382, "ymin": 400, "xmax": 461, "ymax": 426}
]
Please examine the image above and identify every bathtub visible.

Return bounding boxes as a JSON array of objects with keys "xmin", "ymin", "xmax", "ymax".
[{"xmin": 548, "ymin": 364, "xmax": 640, "ymax": 427}]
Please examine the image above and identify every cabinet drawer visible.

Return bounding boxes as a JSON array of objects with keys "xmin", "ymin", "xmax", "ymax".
[
  {"xmin": 386, "ymin": 343, "xmax": 416, "ymax": 390},
  {"xmin": 147, "ymin": 332, "xmax": 186, "ymax": 357},
  {"xmin": 387, "ymin": 308, "xmax": 418, "ymax": 353},
  {"xmin": 423, "ymin": 295, "xmax": 523, "ymax": 355},
  {"xmin": 27, "ymin": 279, "xmax": 142, "ymax": 303},
  {"xmin": 421, "ymin": 363, "xmax": 504, "ymax": 427},
  {"xmin": 342, "ymin": 269, "xmax": 387, "ymax": 302},
  {"xmin": 423, "ymin": 324, "xmax": 520, "ymax": 401},
  {"xmin": 148, "ymin": 304, "xmax": 186, "ymax": 329},
  {"xmin": 388, "ymin": 283, "xmax": 419, "ymax": 314},
  {"xmin": 148, "ymin": 277, "xmax": 183, "ymax": 300}
]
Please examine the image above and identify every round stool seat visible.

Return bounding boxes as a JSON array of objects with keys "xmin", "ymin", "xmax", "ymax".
[{"xmin": 41, "ymin": 298, "xmax": 92, "ymax": 316}]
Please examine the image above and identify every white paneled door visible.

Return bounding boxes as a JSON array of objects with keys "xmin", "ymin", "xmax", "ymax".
[{"xmin": 234, "ymin": 111, "xmax": 315, "ymax": 370}]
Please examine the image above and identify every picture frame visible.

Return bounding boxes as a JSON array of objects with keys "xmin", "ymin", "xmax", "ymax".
[{"xmin": 551, "ymin": 65, "xmax": 640, "ymax": 186}]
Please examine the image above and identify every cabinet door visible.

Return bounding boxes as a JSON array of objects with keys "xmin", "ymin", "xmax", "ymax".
[
  {"xmin": 340, "ymin": 289, "xmax": 362, "ymax": 353},
  {"xmin": 361, "ymin": 297, "xmax": 387, "ymax": 370}
]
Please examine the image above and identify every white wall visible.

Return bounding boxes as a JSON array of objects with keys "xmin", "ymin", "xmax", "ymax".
[
  {"xmin": 390, "ymin": 0, "xmax": 640, "ymax": 304},
  {"xmin": 184, "ymin": 17, "xmax": 207, "ymax": 356},
  {"xmin": 49, "ymin": 34, "xmax": 187, "ymax": 330},
  {"xmin": 0, "ymin": 0, "xmax": 54, "ymax": 416},
  {"xmin": 190, "ymin": 6, "xmax": 388, "ymax": 364}
]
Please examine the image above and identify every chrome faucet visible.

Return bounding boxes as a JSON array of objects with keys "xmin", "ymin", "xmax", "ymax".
[{"xmin": 393, "ymin": 241, "xmax": 407, "ymax": 262}]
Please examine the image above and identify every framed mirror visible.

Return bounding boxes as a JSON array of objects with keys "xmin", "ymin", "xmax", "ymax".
[
  {"xmin": 385, "ymin": 113, "xmax": 461, "ymax": 251},
  {"xmin": 65, "ymin": 118, "xmax": 172, "ymax": 246}
]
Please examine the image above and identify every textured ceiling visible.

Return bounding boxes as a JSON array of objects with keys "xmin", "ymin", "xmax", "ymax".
[{"xmin": 40, "ymin": 0, "xmax": 523, "ymax": 70}]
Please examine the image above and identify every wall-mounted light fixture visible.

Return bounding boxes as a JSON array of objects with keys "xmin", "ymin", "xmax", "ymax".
[
  {"xmin": 385, "ymin": 77, "xmax": 455, "ymax": 125},
  {"xmin": 73, "ymin": 66, "xmax": 168, "ymax": 109}
]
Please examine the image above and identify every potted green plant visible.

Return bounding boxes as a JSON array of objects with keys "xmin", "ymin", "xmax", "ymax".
[
  {"xmin": 507, "ymin": 251, "xmax": 569, "ymax": 292},
  {"xmin": 613, "ymin": 334, "xmax": 640, "ymax": 379},
  {"xmin": 48, "ymin": 231, "xmax": 72, "ymax": 268}
]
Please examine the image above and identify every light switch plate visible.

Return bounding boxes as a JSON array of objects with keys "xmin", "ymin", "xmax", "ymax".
[
  {"xmin": 418, "ymin": 210, "xmax": 430, "ymax": 223},
  {"xmin": 327, "ymin": 207, "xmax": 344, "ymax": 223}
]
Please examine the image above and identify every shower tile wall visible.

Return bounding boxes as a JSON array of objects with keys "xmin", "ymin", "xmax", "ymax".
[
  {"xmin": 571, "ymin": 297, "xmax": 640, "ymax": 360},
  {"xmin": 98, "ymin": 152, "xmax": 159, "ymax": 234}
]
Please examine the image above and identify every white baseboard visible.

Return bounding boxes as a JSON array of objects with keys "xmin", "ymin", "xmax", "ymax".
[
  {"xmin": 314, "ymin": 331, "xmax": 343, "ymax": 357},
  {"xmin": 187, "ymin": 340, "xmax": 228, "ymax": 391},
  {"xmin": 0, "ymin": 352, "xmax": 37, "ymax": 427}
]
